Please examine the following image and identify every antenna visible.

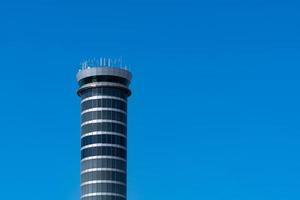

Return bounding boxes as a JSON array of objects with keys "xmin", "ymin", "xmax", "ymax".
[
  {"xmin": 113, "ymin": 59, "xmax": 117, "ymax": 66},
  {"xmin": 79, "ymin": 57, "xmax": 129, "ymax": 70}
]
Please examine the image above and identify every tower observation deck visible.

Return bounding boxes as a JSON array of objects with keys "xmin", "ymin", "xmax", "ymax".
[{"xmin": 76, "ymin": 62, "xmax": 132, "ymax": 200}]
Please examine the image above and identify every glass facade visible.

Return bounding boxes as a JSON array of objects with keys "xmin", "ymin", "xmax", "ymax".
[
  {"xmin": 81, "ymin": 111, "xmax": 126, "ymax": 123},
  {"xmin": 81, "ymin": 99, "xmax": 127, "ymax": 112},
  {"xmin": 81, "ymin": 87, "xmax": 128, "ymax": 99},
  {"xmin": 81, "ymin": 146, "xmax": 126, "ymax": 159},
  {"xmin": 79, "ymin": 75, "xmax": 129, "ymax": 87},
  {"xmin": 81, "ymin": 135, "xmax": 126, "ymax": 147},
  {"xmin": 81, "ymin": 196, "xmax": 125, "ymax": 200},
  {"xmin": 81, "ymin": 158, "xmax": 126, "ymax": 172},
  {"xmin": 81, "ymin": 123, "xmax": 126, "ymax": 136},
  {"xmin": 81, "ymin": 171, "xmax": 126, "ymax": 183},
  {"xmin": 77, "ymin": 69, "xmax": 131, "ymax": 200},
  {"xmin": 81, "ymin": 183, "xmax": 126, "ymax": 196}
]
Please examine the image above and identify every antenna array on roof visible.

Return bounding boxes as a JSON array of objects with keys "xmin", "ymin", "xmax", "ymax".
[{"xmin": 79, "ymin": 57, "xmax": 128, "ymax": 71}]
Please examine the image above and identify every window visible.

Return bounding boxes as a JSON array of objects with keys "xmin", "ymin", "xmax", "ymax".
[
  {"xmin": 81, "ymin": 147, "xmax": 126, "ymax": 159},
  {"xmin": 81, "ymin": 110, "xmax": 127, "ymax": 123},
  {"xmin": 81, "ymin": 123, "xmax": 126, "ymax": 135},
  {"xmin": 81, "ymin": 183, "xmax": 126, "ymax": 196},
  {"xmin": 81, "ymin": 158, "xmax": 126, "ymax": 171},
  {"xmin": 79, "ymin": 75, "xmax": 129, "ymax": 87},
  {"xmin": 81, "ymin": 135, "xmax": 126, "ymax": 147},
  {"xmin": 81, "ymin": 171, "xmax": 126, "ymax": 183},
  {"xmin": 81, "ymin": 87, "xmax": 129, "ymax": 99},
  {"xmin": 81, "ymin": 99, "xmax": 127, "ymax": 112}
]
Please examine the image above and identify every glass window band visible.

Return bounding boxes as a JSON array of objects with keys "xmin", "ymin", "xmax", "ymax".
[
  {"xmin": 81, "ymin": 183, "xmax": 126, "ymax": 196},
  {"xmin": 81, "ymin": 196, "xmax": 126, "ymax": 200},
  {"xmin": 81, "ymin": 158, "xmax": 126, "ymax": 172},
  {"xmin": 81, "ymin": 171, "xmax": 126, "ymax": 183},
  {"xmin": 81, "ymin": 123, "xmax": 126, "ymax": 136},
  {"xmin": 81, "ymin": 99, "xmax": 127, "ymax": 112},
  {"xmin": 81, "ymin": 111, "xmax": 126, "ymax": 124},
  {"xmin": 81, "ymin": 135, "xmax": 126, "ymax": 147},
  {"xmin": 81, "ymin": 87, "xmax": 128, "ymax": 99},
  {"xmin": 81, "ymin": 147, "xmax": 126, "ymax": 159},
  {"xmin": 79, "ymin": 75, "xmax": 129, "ymax": 87}
]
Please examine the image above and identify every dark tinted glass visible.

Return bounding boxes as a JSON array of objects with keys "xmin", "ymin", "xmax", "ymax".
[
  {"xmin": 81, "ymin": 123, "xmax": 126, "ymax": 135},
  {"xmin": 81, "ymin": 147, "xmax": 126, "ymax": 159},
  {"xmin": 81, "ymin": 158, "xmax": 126, "ymax": 171},
  {"xmin": 81, "ymin": 171, "xmax": 126, "ymax": 183},
  {"xmin": 81, "ymin": 87, "xmax": 127, "ymax": 99},
  {"xmin": 81, "ymin": 183, "xmax": 126, "ymax": 196},
  {"xmin": 81, "ymin": 99, "xmax": 127, "ymax": 112},
  {"xmin": 81, "ymin": 135, "xmax": 126, "ymax": 147},
  {"xmin": 79, "ymin": 75, "xmax": 129, "ymax": 87},
  {"xmin": 81, "ymin": 196, "xmax": 125, "ymax": 200},
  {"xmin": 81, "ymin": 111, "xmax": 126, "ymax": 123}
]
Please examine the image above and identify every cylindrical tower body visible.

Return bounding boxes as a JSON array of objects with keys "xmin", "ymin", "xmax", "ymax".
[{"xmin": 76, "ymin": 67, "xmax": 132, "ymax": 200}]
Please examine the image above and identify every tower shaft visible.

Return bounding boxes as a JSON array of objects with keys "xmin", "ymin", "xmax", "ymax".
[{"xmin": 77, "ymin": 67, "xmax": 132, "ymax": 200}]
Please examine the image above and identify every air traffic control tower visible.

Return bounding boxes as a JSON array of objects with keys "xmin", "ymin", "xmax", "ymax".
[{"xmin": 76, "ymin": 60, "xmax": 132, "ymax": 200}]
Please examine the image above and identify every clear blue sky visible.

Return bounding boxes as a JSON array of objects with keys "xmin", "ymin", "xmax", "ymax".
[{"xmin": 0, "ymin": 0, "xmax": 299, "ymax": 199}]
